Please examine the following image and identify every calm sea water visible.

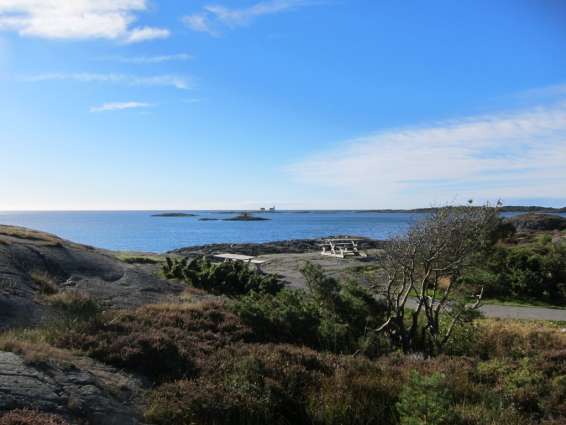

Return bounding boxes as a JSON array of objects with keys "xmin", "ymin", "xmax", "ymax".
[{"xmin": 0, "ymin": 211, "xmax": 562, "ymax": 253}]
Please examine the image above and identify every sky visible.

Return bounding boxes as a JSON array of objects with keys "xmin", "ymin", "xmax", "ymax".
[{"xmin": 0, "ymin": 0, "xmax": 565, "ymax": 210}]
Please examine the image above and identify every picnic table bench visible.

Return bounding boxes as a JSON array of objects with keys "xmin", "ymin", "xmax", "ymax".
[
  {"xmin": 319, "ymin": 238, "xmax": 368, "ymax": 259},
  {"xmin": 213, "ymin": 253, "xmax": 268, "ymax": 272}
]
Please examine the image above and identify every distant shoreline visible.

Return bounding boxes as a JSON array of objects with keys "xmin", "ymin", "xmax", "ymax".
[{"xmin": 1, "ymin": 205, "xmax": 565, "ymax": 213}]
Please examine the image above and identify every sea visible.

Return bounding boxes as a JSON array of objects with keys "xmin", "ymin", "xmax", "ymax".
[{"xmin": 0, "ymin": 211, "xmax": 563, "ymax": 253}]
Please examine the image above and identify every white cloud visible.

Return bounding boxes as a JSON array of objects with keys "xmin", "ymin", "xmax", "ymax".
[
  {"xmin": 289, "ymin": 102, "xmax": 566, "ymax": 208},
  {"xmin": 183, "ymin": 13, "xmax": 218, "ymax": 37},
  {"xmin": 98, "ymin": 53, "xmax": 192, "ymax": 64},
  {"xmin": 21, "ymin": 72, "xmax": 191, "ymax": 89},
  {"xmin": 0, "ymin": 0, "xmax": 169, "ymax": 42},
  {"xmin": 123, "ymin": 26, "xmax": 169, "ymax": 43},
  {"xmin": 90, "ymin": 101, "xmax": 150, "ymax": 112},
  {"xmin": 183, "ymin": 0, "xmax": 312, "ymax": 36}
]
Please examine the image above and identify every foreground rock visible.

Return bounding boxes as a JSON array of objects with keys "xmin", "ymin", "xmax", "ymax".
[
  {"xmin": 0, "ymin": 351, "xmax": 144, "ymax": 424},
  {"xmin": 170, "ymin": 235, "xmax": 386, "ymax": 257},
  {"xmin": 0, "ymin": 225, "xmax": 183, "ymax": 330},
  {"xmin": 508, "ymin": 213, "xmax": 566, "ymax": 232}
]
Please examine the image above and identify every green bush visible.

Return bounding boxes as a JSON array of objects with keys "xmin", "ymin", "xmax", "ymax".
[
  {"xmin": 462, "ymin": 238, "xmax": 566, "ymax": 302},
  {"xmin": 163, "ymin": 256, "xmax": 284, "ymax": 296},
  {"xmin": 231, "ymin": 289, "xmax": 321, "ymax": 347},
  {"xmin": 396, "ymin": 370, "xmax": 451, "ymax": 425},
  {"xmin": 231, "ymin": 263, "xmax": 387, "ymax": 355}
]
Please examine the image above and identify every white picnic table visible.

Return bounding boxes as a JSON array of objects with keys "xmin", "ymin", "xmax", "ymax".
[
  {"xmin": 319, "ymin": 238, "xmax": 368, "ymax": 259},
  {"xmin": 213, "ymin": 253, "xmax": 268, "ymax": 272}
]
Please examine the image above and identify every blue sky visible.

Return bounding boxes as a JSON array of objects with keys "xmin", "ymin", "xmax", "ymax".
[{"xmin": 0, "ymin": 0, "xmax": 565, "ymax": 210}]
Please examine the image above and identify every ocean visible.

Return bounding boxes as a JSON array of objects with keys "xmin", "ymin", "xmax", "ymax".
[{"xmin": 0, "ymin": 211, "xmax": 562, "ymax": 253}]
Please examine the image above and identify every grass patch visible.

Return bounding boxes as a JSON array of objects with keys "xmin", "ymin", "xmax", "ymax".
[
  {"xmin": 30, "ymin": 271, "xmax": 59, "ymax": 295},
  {"xmin": 0, "ymin": 328, "xmax": 75, "ymax": 367},
  {"xmin": 114, "ymin": 252, "xmax": 165, "ymax": 264},
  {"xmin": 0, "ymin": 225, "xmax": 63, "ymax": 247}
]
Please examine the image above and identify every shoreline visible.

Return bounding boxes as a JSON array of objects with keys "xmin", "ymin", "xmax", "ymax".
[{"xmin": 169, "ymin": 235, "xmax": 387, "ymax": 257}]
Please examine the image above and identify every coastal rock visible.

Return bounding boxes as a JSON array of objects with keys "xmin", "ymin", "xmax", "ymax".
[
  {"xmin": 170, "ymin": 236, "xmax": 386, "ymax": 257},
  {"xmin": 0, "ymin": 351, "xmax": 144, "ymax": 424},
  {"xmin": 508, "ymin": 213, "xmax": 566, "ymax": 232},
  {"xmin": 0, "ymin": 225, "xmax": 183, "ymax": 330},
  {"xmin": 151, "ymin": 212, "xmax": 196, "ymax": 217},
  {"xmin": 223, "ymin": 213, "xmax": 270, "ymax": 221}
]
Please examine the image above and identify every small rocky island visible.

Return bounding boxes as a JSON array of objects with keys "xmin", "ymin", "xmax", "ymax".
[
  {"xmin": 223, "ymin": 212, "xmax": 270, "ymax": 221},
  {"xmin": 151, "ymin": 212, "xmax": 197, "ymax": 218}
]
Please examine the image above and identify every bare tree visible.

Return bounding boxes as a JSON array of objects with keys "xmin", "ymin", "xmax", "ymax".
[{"xmin": 374, "ymin": 202, "xmax": 500, "ymax": 355}]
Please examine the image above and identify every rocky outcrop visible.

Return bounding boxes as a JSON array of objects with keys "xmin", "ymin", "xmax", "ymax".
[
  {"xmin": 170, "ymin": 236, "xmax": 386, "ymax": 257},
  {"xmin": 0, "ymin": 225, "xmax": 184, "ymax": 330},
  {"xmin": 0, "ymin": 351, "xmax": 144, "ymax": 424},
  {"xmin": 508, "ymin": 213, "xmax": 566, "ymax": 232},
  {"xmin": 223, "ymin": 213, "xmax": 270, "ymax": 221}
]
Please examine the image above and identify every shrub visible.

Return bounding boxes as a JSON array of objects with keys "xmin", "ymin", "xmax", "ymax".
[
  {"xmin": 0, "ymin": 409, "xmax": 69, "ymax": 425},
  {"xmin": 232, "ymin": 264, "xmax": 387, "ymax": 355},
  {"xmin": 162, "ymin": 256, "xmax": 284, "ymax": 296},
  {"xmin": 145, "ymin": 344, "xmax": 331, "ymax": 425},
  {"xmin": 231, "ymin": 289, "xmax": 321, "ymax": 347},
  {"xmin": 463, "ymin": 238, "xmax": 566, "ymax": 302},
  {"xmin": 307, "ymin": 357, "xmax": 400, "ymax": 425},
  {"xmin": 53, "ymin": 301, "xmax": 250, "ymax": 383},
  {"xmin": 396, "ymin": 370, "xmax": 451, "ymax": 425}
]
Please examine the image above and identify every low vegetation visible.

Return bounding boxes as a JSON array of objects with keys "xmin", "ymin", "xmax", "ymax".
[
  {"xmin": 162, "ymin": 256, "xmax": 284, "ymax": 296},
  {"xmin": 232, "ymin": 263, "xmax": 387, "ymax": 355},
  {"xmin": 0, "ymin": 409, "xmax": 70, "ymax": 425},
  {"xmin": 51, "ymin": 301, "xmax": 251, "ymax": 383},
  {"xmin": 462, "ymin": 234, "xmax": 566, "ymax": 305}
]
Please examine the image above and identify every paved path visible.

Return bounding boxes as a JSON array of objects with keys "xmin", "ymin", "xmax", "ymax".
[
  {"xmin": 478, "ymin": 304, "xmax": 566, "ymax": 321},
  {"xmin": 261, "ymin": 252, "xmax": 566, "ymax": 321}
]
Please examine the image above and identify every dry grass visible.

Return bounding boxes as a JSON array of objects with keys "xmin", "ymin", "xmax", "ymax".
[
  {"xmin": 0, "ymin": 329, "xmax": 75, "ymax": 367},
  {"xmin": 0, "ymin": 225, "xmax": 63, "ymax": 247},
  {"xmin": 114, "ymin": 252, "xmax": 165, "ymax": 264},
  {"xmin": 0, "ymin": 409, "xmax": 70, "ymax": 425},
  {"xmin": 474, "ymin": 319, "xmax": 566, "ymax": 358},
  {"xmin": 30, "ymin": 271, "xmax": 59, "ymax": 295},
  {"xmin": 52, "ymin": 300, "xmax": 251, "ymax": 383}
]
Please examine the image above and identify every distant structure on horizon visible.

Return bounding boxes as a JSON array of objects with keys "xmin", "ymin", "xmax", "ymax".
[{"xmin": 259, "ymin": 206, "xmax": 276, "ymax": 212}]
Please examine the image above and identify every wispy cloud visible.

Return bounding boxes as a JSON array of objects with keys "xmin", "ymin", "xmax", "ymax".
[
  {"xmin": 90, "ymin": 101, "xmax": 151, "ymax": 113},
  {"xmin": 517, "ymin": 83, "xmax": 566, "ymax": 100},
  {"xmin": 0, "ymin": 0, "xmax": 169, "ymax": 43},
  {"xmin": 123, "ymin": 26, "xmax": 170, "ymax": 44},
  {"xmin": 98, "ymin": 53, "xmax": 193, "ymax": 64},
  {"xmin": 21, "ymin": 73, "xmax": 191, "ymax": 90},
  {"xmin": 289, "ymin": 102, "xmax": 566, "ymax": 207},
  {"xmin": 183, "ymin": 0, "xmax": 315, "ymax": 36}
]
